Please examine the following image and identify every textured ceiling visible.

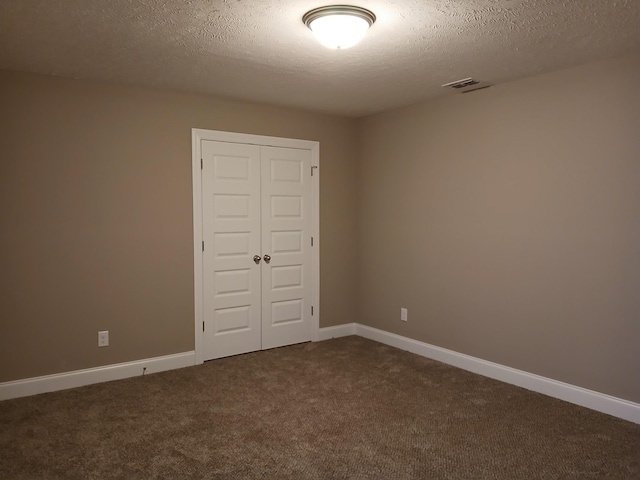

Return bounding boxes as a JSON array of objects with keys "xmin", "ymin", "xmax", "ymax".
[{"xmin": 1, "ymin": 0, "xmax": 639, "ymax": 117}]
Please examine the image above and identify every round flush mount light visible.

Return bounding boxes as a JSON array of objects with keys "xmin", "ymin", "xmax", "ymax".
[{"xmin": 303, "ymin": 5, "xmax": 376, "ymax": 49}]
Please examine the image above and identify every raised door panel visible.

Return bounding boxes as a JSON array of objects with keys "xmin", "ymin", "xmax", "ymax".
[
  {"xmin": 202, "ymin": 140, "xmax": 262, "ymax": 360},
  {"xmin": 260, "ymin": 146, "xmax": 313, "ymax": 349}
]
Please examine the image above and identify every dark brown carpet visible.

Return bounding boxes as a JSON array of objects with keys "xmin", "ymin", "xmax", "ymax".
[{"xmin": 1, "ymin": 336, "xmax": 638, "ymax": 479}]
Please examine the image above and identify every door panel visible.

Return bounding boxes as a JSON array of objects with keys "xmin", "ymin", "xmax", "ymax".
[
  {"xmin": 202, "ymin": 141, "xmax": 312, "ymax": 359},
  {"xmin": 202, "ymin": 141, "xmax": 261, "ymax": 360},
  {"xmin": 261, "ymin": 146, "xmax": 312, "ymax": 349}
]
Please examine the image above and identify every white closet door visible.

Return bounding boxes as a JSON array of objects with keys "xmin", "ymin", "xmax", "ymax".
[
  {"xmin": 202, "ymin": 140, "xmax": 262, "ymax": 360},
  {"xmin": 260, "ymin": 146, "xmax": 313, "ymax": 349}
]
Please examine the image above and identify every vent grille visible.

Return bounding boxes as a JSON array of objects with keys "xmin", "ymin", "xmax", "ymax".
[
  {"xmin": 441, "ymin": 77, "xmax": 492, "ymax": 93},
  {"xmin": 442, "ymin": 78, "xmax": 479, "ymax": 89}
]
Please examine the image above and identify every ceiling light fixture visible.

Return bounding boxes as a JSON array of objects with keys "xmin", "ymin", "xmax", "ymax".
[{"xmin": 303, "ymin": 5, "xmax": 376, "ymax": 50}]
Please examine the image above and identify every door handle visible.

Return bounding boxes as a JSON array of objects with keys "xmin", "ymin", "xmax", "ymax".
[
  {"xmin": 263, "ymin": 254, "xmax": 271, "ymax": 264},
  {"xmin": 253, "ymin": 255, "xmax": 262, "ymax": 264}
]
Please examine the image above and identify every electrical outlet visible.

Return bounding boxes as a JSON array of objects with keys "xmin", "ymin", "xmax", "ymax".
[
  {"xmin": 401, "ymin": 308, "xmax": 408, "ymax": 321},
  {"xmin": 98, "ymin": 330, "xmax": 109, "ymax": 347}
]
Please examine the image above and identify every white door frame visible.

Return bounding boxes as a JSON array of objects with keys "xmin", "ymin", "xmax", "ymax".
[{"xmin": 192, "ymin": 129, "xmax": 320, "ymax": 365}]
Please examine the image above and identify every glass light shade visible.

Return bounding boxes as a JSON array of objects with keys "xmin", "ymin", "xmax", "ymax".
[
  {"xmin": 309, "ymin": 14, "xmax": 370, "ymax": 49},
  {"xmin": 303, "ymin": 6, "xmax": 376, "ymax": 50}
]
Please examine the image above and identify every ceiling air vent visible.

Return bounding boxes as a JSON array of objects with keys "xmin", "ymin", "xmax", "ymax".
[{"xmin": 442, "ymin": 77, "xmax": 492, "ymax": 93}]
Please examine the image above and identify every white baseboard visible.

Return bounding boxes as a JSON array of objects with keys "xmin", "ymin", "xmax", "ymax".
[
  {"xmin": 354, "ymin": 324, "xmax": 640, "ymax": 424},
  {"xmin": 0, "ymin": 351, "xmax": 196, "ymax": 401},
  {"xmin": 4, "ymin": 325, "xmax": 638, "ymax": 425},
  {"xmin": 317, "ymin": 323, "xmax": 357, "ymax": 341}
]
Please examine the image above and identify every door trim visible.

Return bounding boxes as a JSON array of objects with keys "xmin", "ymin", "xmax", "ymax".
[{"xmin": 192, "ymin": 129, "xmax": 320, "ymax": 365}]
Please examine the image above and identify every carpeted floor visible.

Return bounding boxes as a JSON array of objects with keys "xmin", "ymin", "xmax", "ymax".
[{"xmin": 0, "ymin": 336, "xmax": 638, "ymax": 479}]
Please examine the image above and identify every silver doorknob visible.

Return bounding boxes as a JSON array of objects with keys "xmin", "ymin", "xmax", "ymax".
[
  {"xmin": 263, "ymin": 254, "xmax": 271, "ymax": 264},
  {"xmin": 253, "ymin": 255, "xmax": 262, "ymax": 264}
]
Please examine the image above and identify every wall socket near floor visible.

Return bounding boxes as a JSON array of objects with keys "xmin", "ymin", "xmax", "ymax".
[
  {"xmin": 98, "ymin": 330, "xmax": 109, "ymax": 347},
  {"xmin": 400, "ymin": 308, "xmax": 408, "ymax": 322}
]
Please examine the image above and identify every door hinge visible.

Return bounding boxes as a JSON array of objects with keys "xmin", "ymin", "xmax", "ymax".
[
  {"xmin": 311, "ymin": 165, "xmax": 318, "ymax": 176},
  {"xmin": 311, "ymin": 236, "xmax": 314, "ymax": 247},
  {"xmin": 311, "ymin": 306, "xmax": 314, "ymax": 315},
  {"xmin": 202, "ymin": 241, "xmax": 204, "ymax": 252},
  {"xmin": 203, "ymin": 322, "xmax": 205, "ymax": 332},
  {"xmin": 201, "ymin": 158, "xmax": 203, "ymax": 170}
]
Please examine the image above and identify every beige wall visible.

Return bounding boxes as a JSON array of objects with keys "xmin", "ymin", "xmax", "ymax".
[
  {"xmin": 0, "ymin": 71, "xmax": 358, "ymax": 382},
  {"xmin": 2, "ymin": 55, "xmax": 638, "ymax": 404},
  {"xmin": 357, "ymin": 55, "xmax": 640, "ymax": 403}
]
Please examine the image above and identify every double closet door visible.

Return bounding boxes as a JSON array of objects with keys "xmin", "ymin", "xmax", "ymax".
[{"xmin": 201, "ymin": 140, "xmax": 312, "ymax": 361}]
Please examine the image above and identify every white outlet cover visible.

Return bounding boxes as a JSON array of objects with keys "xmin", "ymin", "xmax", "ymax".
[
  {"xmin": 98, "ymin": 330, "xmax": 109, "ymax": 347},
  {"xmin": 401, "ymin": 308, "xmax": 408, "ymax": 321}
]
